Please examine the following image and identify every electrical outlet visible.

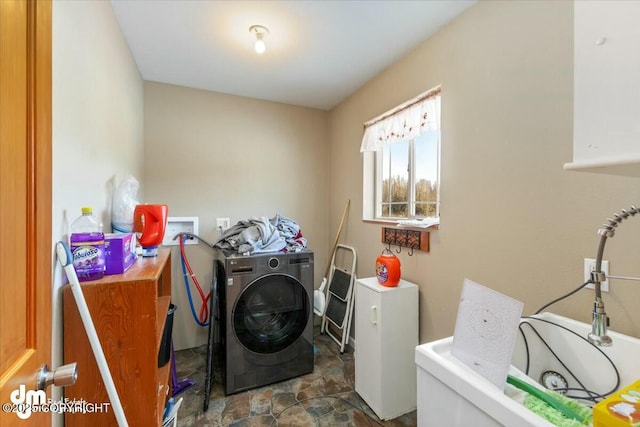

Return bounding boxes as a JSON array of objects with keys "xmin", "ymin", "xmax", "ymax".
[
  {"xmin": 584, "ymin": 258, "xmax": 609, "ymax": 292},
  {"xmin": 162, "ymin": 217, "xmax": 199, "ymax": 246},
  {"xmin": 216, "ymin": 218, "xmax": 230, "ymax": 232}
]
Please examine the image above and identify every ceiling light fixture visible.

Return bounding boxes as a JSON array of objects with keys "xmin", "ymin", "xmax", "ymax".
[{"xmin": 249, "ymin": 25, "xmax": 269, "ymax": 54}]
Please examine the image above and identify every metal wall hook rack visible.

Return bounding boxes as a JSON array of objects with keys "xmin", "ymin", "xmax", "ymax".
[{"xmin": 381, "ymin": 227, "xmax": 432, "ymax": 255}]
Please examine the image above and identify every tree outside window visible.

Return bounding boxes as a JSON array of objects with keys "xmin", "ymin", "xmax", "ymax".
[{"xmin": 378, "ymin": 130, "xmax": 439, "ymax": 219}]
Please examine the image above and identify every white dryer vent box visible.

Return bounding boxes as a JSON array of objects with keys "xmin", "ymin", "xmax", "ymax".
[{"xmin": 163, "ymin": 217, "xmax": 199, "ymax": 246}]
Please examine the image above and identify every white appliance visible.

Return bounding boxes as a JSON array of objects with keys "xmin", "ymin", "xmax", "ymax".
[{"xmin": 354, "ymin": 277, "xmax": 419, "ymax": 420}]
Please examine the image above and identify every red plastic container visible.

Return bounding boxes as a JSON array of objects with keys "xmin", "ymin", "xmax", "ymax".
[
  {"xmin": 376, "ymin": 250, "xmax": 401, "ymax": 287},
  {"xmin": 133, "ymin": 204, "xmax": 168, "ymax": 250}
]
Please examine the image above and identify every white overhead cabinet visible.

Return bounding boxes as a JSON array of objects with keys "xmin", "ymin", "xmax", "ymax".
[
  {"xmin": 354, "ymin": 277, "xmax": 418, "ymax": 420},
  {"xmin": 565, "ymin": 1, "xmax": 640, "ymax": 176}
]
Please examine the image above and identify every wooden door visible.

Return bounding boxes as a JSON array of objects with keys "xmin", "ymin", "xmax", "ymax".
[{"xmin": 0, "ymin": 0, "xmax": 52, "ymax": 425}]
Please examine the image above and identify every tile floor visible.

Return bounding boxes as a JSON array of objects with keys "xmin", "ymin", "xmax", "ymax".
[{"xmin": 173, "ymin": 328, "xmax": 417, "ymax": 426}]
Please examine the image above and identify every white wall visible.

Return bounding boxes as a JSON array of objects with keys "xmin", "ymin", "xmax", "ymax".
[
  {"xmin": 143, "ymin": 82, "xmax": 329, "ymax": 350},
  {"xmin": 52, "ymin": 1, "xmax": 143, "ymax": 425},
  {"xmin": 328, "ymin": 0, "xmax": 640, "ymax": 344}
]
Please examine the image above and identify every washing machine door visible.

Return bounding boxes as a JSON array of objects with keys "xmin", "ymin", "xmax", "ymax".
[{"xmin": 233, "ymin": 273, "xmax": 309, "ymax": 354}]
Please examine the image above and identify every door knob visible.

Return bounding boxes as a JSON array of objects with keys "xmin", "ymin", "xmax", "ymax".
[{"xmin": 36, "ymin": 363, "xmax": 78, "ymax": 390}]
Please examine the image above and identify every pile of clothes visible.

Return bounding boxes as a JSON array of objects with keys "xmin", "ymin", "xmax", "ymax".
[{"xmin": 214, "ymin": 214, "xmax": 307, "ymax": 254}]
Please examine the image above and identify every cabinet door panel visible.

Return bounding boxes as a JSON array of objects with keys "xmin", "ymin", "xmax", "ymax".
[
  {"xmin": 354, "ymin": 282, "xmax": 381, "ymax": 411},
  {"xmin": 568, "ymin": 1, "xmax": 640, "ymax": 175}
]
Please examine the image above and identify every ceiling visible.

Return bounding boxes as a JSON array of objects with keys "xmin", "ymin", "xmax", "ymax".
[{"xmin": 110, "ymin": 0, "xmax": 475, "ymax": 111}]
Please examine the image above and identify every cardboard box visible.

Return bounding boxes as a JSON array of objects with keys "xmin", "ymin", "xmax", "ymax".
[
  {"xmin": 593, "ymin": 380, "xmax": 640, "ymax": 426},
  {"xmin": 104, "ymin": 233, "xmax": 137, "ymax": 275}
]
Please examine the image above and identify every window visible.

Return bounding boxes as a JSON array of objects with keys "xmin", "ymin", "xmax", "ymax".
[
  {"xmin": 361, "ymin": 88, "xmax": 441, "ymax": 223},
  {"xmin": 377, "ymin": 130, "xmax": 439, "ymax": 219}
]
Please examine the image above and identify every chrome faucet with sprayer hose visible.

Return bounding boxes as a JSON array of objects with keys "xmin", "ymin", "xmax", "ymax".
[
  {"xmin": 587, "ymin": 205, "xmax": 640, "ymax": 347},
  {"xmin": 533, "ymin": 205, "xmax": 640, "ymax": 347}
]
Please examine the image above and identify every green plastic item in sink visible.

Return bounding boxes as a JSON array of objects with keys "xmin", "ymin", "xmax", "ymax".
[{"xmin": 507, "ymin": 375, "xmax": 590, "ymax": 425}]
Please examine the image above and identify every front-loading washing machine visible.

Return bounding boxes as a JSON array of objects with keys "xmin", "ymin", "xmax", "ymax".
[{"xmin": 215, "ymin": 249, "xmax": 314, "ymax": 395}]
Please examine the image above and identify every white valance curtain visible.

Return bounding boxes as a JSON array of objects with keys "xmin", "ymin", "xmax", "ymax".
[{"xmin": 360, "ymin": 87, "xmax": 441, "ymax": 152}]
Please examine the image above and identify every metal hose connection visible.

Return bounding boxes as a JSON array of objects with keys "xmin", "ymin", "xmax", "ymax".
[{"xmin": 588, "ymin": 205, "xmax": 640, "ymax": 347}]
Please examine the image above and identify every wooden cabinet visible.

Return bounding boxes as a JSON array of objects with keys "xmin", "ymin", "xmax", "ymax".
[
  {"xmin": 63, "ymin": 249, "xmax": 172, "ymax": 427},
  {"xmin": 354, "ymin": 277, "xmax": 418, "ymax": 420},
  {"xmin": 565, "ymin": 1, "xmax": 640, "ymax": 176}
]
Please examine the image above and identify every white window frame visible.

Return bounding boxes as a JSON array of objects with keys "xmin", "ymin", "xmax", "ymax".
[
  {"xmin": 362, "ymin": 89, "xmax": 441, "ymax": 224},
  {"xmin": 373, "ymin": 134, "xmax": 440, "ymax": 221}
]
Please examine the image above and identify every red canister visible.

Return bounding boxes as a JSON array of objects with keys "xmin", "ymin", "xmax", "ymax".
[
  {"xmin": 133, "ymin": 204, "xmax": 168, "ymax": 249},
  {"xmin": 376, "ymin": 250, "xmax": 401, "ymax": 287}
]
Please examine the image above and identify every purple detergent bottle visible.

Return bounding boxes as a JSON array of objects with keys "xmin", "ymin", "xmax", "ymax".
[{"xmin": 70, "ymin": 207, "xmax": 106, "ymax": 281}]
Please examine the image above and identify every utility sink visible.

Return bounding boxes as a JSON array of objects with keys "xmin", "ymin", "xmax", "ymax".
[{"xmin": 415, "ymin": 312, "xmax": 640, "ymax": 426}]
